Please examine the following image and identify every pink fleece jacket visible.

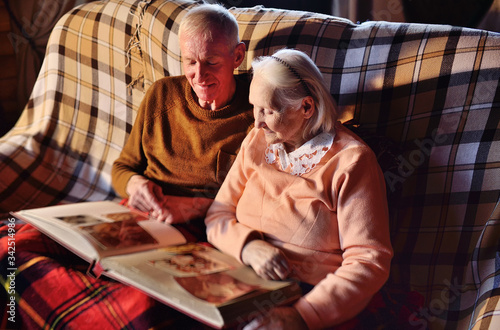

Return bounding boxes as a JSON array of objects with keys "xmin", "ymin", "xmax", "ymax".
[{"xmin": 205, "ymin": 123, "xmax": 393, "ymax": 329}]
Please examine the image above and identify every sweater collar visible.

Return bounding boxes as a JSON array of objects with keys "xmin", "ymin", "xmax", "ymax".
[
  {"xmin": 184, "ymin": 74, "xmax": 251, "ymax": 119},
  {"xmin": 264, "ymin": 132, "xmax": 335, "ymax": 176}
]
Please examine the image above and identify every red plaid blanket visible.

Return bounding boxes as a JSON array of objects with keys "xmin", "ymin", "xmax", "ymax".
[{"xmin": 0, "ymin": 223, "xmax": 210, "ymax": 330}]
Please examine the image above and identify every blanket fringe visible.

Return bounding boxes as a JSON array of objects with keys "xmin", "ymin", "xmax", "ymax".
[{"xmin": 126, "ymin": 1, "xmax": 151, "ymax": 91}]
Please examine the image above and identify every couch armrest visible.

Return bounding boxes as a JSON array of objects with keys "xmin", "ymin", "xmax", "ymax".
[{"xmin": 0, "ymin": 0, "xmax": 145, "ymax": 216}]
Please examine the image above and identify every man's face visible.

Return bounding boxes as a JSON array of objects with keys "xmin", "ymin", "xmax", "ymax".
[{"xmin": 180, "ymin": 32, "xmax": 244, "ymax": 110}]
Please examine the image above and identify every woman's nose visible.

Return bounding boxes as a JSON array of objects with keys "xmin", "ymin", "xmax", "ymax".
[{"xmin": 254, "ymin": 113, "xmax": 266, "ymax": 129}]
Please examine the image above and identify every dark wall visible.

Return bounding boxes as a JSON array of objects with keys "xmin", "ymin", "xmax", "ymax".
[
  {"xmin": 218, "ymin": 0, "xmax": 331, "ymax": 15},
  {"xmin": 401, "ymin": 0, "xmax": 494, "ymax": 28}
]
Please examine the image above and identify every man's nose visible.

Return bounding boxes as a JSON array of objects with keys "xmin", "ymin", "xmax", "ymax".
[{"xmin": 195, "ymin": 63, "xmax": 208, "ymax": 80}]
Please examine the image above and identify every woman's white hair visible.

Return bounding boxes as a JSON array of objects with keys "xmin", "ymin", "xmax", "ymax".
[
  {"xmin": 251, "ymin": 49, "xmax": 338, "ymax": 138},
  {"xmin": 179, "ymin": 3, "xmax": 240, "ymax": 50}
]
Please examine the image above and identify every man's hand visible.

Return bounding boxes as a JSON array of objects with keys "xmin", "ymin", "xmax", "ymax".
[
  {"xmin": 126, "ymin": 175, "xmax": 170, "ymax": 221},
  {"xmin": 241, "ymin": 240, "xmax": 290, "ymax": 280},
  {"xmin": 161, "ymin": 196, "xmax": 213, "ymax": 224},
  {"xmin": 126, "ymin": 175, "xmax": 213, "ymax": 223},
  {"xmin": 243, "ymin": 307, "xmax": 308, "ymax": 330}
]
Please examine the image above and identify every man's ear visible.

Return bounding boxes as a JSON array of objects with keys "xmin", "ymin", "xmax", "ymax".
[
  {"xmin": 233, "ymin": 42, "xmax": 246, "ymax": 68},
  {"xmin": 302, "ymin": 96, "xmax": 315, "ymax": 119}
]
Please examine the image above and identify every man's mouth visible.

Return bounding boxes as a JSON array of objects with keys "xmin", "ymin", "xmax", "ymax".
[{"xmin": 196, "ymin": 82, "xmax": 215, "ymax": 89}]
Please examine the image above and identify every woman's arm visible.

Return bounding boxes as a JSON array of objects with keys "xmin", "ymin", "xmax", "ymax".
[
  {"xmin": 205, "ymin": 129, "xmax": 265, "ymax": 262},
  {"xmin": 294, "ymin": 147, "xmax": 393, "ymax": 329}
]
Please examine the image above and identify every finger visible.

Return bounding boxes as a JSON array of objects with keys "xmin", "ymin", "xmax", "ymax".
[
  {"xmin": 267, "ymin": 257, "xmax": 289, "ymax": 280},
  {"xmin": 151, "ymin": 209, "xmax": 166, "ymax": 222},
  {"xmin": 255, "ymin": 268, "xmax": 271, "ymax": 280},
  {"xmin": 155, "ymin": 210, "xmax": 174, "ymax": 223},
  {"xmin": 273, "ymin": 266, "xmax": 289, "ymax": 280},
  {"xmin": 162, "ymin": 212, "xmax": 175, "ymax": 224},
  {"xmin": 243, "ymin": 315, "xmax": 268, "ymax": 330},
  {"xmin": 256, "ymin": 266, "xmax": 277, "ymax": 281},
  {"xmin": 263, "ymin": 266, "xmax": 282, "ymax": 281},
  {"xmin": 140, "ymin": 189, "xmax": 163, "ymax": 212},
  {"xmin": 128, "ymin": 195, "xmax": 151, "ymax": 213},
  {"xmin": 151, "ymin": 184, "xmax": 167, "ymax": 203}
]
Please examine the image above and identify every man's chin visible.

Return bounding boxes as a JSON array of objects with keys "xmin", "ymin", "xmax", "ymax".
[
  {"xmin": 196, "ymin": 93, "xmax": 217, "ymax": 104},
  {"xmin": 195, "ymin": 85, "xmax": 217, "ymax": 97}
]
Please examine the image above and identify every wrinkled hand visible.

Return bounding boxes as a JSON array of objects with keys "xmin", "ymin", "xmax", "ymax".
[
  {"xmin": 126, "ymin": 175, "xmax": 170, "ymax": 222},
  {"xmin": 126, "ymin": 175, "xmax": 213, "ymax": 224},
  {"xmin": 241, "ymin": 240, "xmax": 290, "ymax": 280},
  {"xmin": 243, "ymin": 307, "xmax": 307, "ymax": 330},
  {"xmin": 161, "ymin": 195, "xmax": 213, "ymax": 224}
]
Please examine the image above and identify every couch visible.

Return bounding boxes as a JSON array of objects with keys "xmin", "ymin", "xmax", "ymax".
[{"xmin": 1, "ymin": 0, "xmax": 499, "ymax": 328}]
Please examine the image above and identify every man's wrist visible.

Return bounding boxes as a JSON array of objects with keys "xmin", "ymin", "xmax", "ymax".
[{"xmin": 126, "ymin": 174, "xmax": 148, "ymax": 196}]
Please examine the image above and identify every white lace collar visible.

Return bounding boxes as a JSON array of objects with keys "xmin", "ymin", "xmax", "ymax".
[{"xmin": 264, "ymin": 132, "xmax": 334, "ymax": 176}]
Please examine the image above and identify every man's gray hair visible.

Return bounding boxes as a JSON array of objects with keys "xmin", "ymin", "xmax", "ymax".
[{"xmin": 179, "ymin": 3, "xmax": 240, "ymax": 49}]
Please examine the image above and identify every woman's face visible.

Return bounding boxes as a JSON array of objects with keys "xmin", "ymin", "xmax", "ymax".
[{"xmin": 249, "ymin": 74, "xmax": 312, "ymax": 152}]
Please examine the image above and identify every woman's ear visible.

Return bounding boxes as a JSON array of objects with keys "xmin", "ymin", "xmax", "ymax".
[{"xmin": 302, "ymin": 96, "xmax": 315, "ymax": 119}]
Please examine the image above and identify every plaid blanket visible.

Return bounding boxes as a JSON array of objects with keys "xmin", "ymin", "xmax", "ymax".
[
  {"xmin": 0, "ymin": 0, "xmax": 499, "ymax": 328},
  {"xmin": 0, "ymin": 223, "xmax": 208, "ymax": 330}
]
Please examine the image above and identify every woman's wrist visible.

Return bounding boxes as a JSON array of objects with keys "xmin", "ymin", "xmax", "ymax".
[{"xmin": 241, "ymin": 237, "xmax": 260, "ymax": 265}]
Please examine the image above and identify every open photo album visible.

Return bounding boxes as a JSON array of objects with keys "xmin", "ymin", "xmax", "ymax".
[{"xmin": 12, "ymin": 201, "xmax": 301, "ymax": 328}]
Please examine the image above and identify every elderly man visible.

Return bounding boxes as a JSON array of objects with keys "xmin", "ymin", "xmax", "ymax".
[{"xmin": 112, "ymin": 3, "xmax": 253, "ymax": 224}]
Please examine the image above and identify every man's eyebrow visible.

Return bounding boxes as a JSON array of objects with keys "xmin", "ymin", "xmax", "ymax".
[{"xmin": 181, "ymin": 54, "xmax": 224, "ymax": 62}]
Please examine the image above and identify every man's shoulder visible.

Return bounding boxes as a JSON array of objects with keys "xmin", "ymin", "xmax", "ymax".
[
  {"xmin": 234, "ymin": 72, "xmax": 251, "ymax": 82},
  {"xmin": 234, "ymin": 73, "xmax": 251, "ymax": 90},
  {"xmin": 232, "ymin": 73, "xmax": 252, "ymax": 112},
  {"xmin": 145, "ymin": 76, "xmax": 190, "ymax": 106},
  {"xmin": 150, "ymin": 75, "xmax": 187, "ymax": 89}
]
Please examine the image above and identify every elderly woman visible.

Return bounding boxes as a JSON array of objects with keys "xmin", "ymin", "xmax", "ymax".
[{"xmin": 205, "ymin": 49, "xmax": 393, "ymax": 329}]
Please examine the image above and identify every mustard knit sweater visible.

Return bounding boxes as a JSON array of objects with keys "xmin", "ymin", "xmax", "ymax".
[{"xmin": 112, "ymin": 74, "xmax": 254, "ymax": 199}]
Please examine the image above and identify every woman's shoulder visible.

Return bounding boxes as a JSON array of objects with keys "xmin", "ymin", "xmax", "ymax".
[
  {"xmin": 242, "ymin": 128, "xmax": 266, "ymax": 149},
  {"xmin": 334, "ymin": 123, "xmax": 372, "ymax": 149},
  {"xmin": 330, "ymin": 123, "xmax": 379, "ymax": 164}
]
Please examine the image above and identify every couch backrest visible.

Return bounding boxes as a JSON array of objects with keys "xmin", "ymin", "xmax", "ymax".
[{"xmin": 1, "ymin": 0, "xmax": 499, "ymax": 327}]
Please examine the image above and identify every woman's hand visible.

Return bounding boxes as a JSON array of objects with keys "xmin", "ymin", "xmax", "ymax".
[
  {"xmin": 243, "ymin": 307, "xmax": 308, "ymax": 330},
  {"xmin": 241, "ymin": 239, "xmax": 290, "ymax": 280}
]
